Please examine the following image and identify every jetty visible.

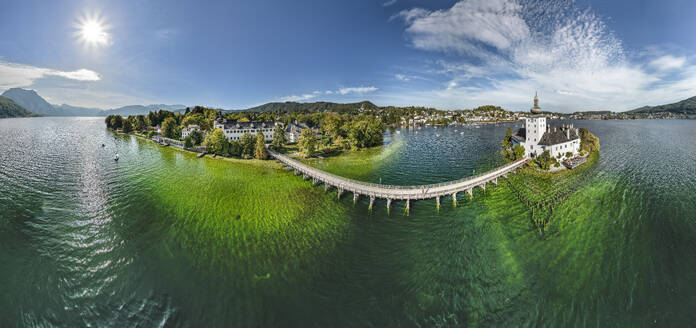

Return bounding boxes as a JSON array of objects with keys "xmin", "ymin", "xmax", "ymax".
[{"xmin": 268, "ymin": 148, "xmax": 528, "ymax": 211}]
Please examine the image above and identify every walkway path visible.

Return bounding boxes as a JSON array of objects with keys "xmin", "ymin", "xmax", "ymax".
[{"xmin": 268, "ymin": 149, "xmax": 528, "ymax": 211}]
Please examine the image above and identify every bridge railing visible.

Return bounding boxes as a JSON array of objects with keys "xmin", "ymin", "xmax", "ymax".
[{"xmin": 269, "ymin": 149, "xmax": 527, "ymax": 192}]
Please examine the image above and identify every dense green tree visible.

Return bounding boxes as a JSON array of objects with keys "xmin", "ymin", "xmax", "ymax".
[
  {"xmin": 121, "ymin": 119, "xmax": 133, "ymax": 133},
  {"xmin": 297, "ymin": 128, "xmax": 316, "ymax": 157},
  {"xmin": 203, "ymin": 129, "xmax": 228, "ymax": 155},
  {"xmin": 321, "ymin": 114, "xmax": 344, "ymax": 141},
  {"xmin": 228, "ymin": 140, "xmax": 241, "ymax": 157},
  {"xmin": 161, "ymin": 117, "xmax": 180, "ymax": 139},
  {"xmin": 239, "ymin": 132, "xmax": 255, "ymax": 158},
  {"xmin": 344, "ymin": 118, "xmax": 384, "ymax": 149},
  {"xmin": 272, "ymin": 124, "xmax": 286, "ymax": 149},
  {"xmin": 255, "ymin": 132, "xmax": 268, "ymax": 160},
  {"xmin": 188, "ymin": 130, "xmax": 204, "ymax": 146},
  {"xmin": 184, "ymin": 136, "xmax": 194, "ymax": 148},
  {"xmin": 580, "ymin": 128, "xmax": 600, "ymax": 153},
  {"xmin": 133, "ymin": 115, "xmax": 146, "ymax": 131},
  {"xmin": 502, "ymin": 127, "xmax": 512, "ymax": 149},
  {"xmin": 513, "ymin": 144, "xmax": 525, "ymax": 160},
  {"xmin": 109, "ymin": 115, "xmax": 123, "ymax": 130}
]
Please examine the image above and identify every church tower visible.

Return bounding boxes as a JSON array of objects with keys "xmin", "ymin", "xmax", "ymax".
[{"xmin": 524, "ymin": 92, "xmax": 546, "ymax": 155}]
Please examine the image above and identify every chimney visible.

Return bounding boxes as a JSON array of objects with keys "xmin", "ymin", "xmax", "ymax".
[{"xmin": 566, "ymin": 129, "xmax": 570, "ymax": 139}]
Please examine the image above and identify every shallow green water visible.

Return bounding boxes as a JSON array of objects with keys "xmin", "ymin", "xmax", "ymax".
[{"xmin": 1, "ymin": 117, "xmax": 694, "ymax": 326}]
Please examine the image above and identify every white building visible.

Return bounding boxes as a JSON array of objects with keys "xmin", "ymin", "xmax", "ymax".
[
  {"xmin": 181, "ymin": 124, "xmax": 200, "ymax": 139},
  {"xmin": 285, "ymin": 122, "xmax": 309, "ymax": 143},
  {"xmin": 511, "ymin": 93, "xmax": 581, "ymax": 159},
  {"xmin": 214, "ymin": 118, "xmax": 279, "ymax": 142}
]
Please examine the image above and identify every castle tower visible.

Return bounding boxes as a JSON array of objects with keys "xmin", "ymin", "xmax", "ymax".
[
  {"xmin": 531, "ymin": 91, "xmax": 542, "ymax": 114},
  {"xmin": 524, "ymin": 93, "xmax": 546, "ymax": 155}
]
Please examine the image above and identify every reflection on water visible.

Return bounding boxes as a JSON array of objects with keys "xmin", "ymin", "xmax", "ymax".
[{"xmin": 0, "ymin": 117, "xmax": 694, "ymax": 326}]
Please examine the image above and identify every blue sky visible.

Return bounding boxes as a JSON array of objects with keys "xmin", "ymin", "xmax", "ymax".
[{"xmin": 1, "ymin": 0, "xmax": 695, "ymax": 112}]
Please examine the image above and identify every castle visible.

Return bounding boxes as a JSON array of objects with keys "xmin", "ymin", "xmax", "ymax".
[{"xmin": 511, "ymin": 93, "xmax": 581, "ymax": 159}]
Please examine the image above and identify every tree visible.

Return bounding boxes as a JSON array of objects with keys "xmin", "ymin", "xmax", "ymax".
[
  {"xmin": 513, "ymin": 144, "xmax": 525, "ymax": 160},
  {"xmin": 501, "ymin": 127, "xmax": 512, "ymax": 150},
  {"xmin": 189, "ymin": 130, "xmax": 204, "ymax": 146},
  {"xmin": 228, "ymin": 140, "xmax": 241, "ymax": 157},
  {"xmin": 321, "ymin": 114, "xmax": 343, "ymax": 141},
  {"xmin": 565, "ymin": 151, "xmax": 573, "ymax": 158},
  {"xmin": 122, "ymin": 119, "xmax": 133, "ymax": 133},
  {"xmin": 272, "ymin": 124, "xmax": 286, "ymax": 149},
  {"xmin": 255, "ymin": 132, "xmax": 268, "ymax": 159},
  {"xmin": 344, "ymin": 118, "xmax": 384, "ymax": 149},
  {"xmin": 239, "ymin": 132, "xmax": 255, "ymax": 158},
  {"xmin": 161, "ymin": 117, "xmax": 180, "ymax": 139},
  {"xmin": 109, "ymin": 115, "xmax": 123, "ymax": 130},
  {"xmin": 580, "ymin": 128, "xmax": 600, "ymax": 153},
  {"xmin": 297, "ymin": 128, "xmax": 316, "ymax": 157},
  {"xmin": 184, "ymin": 136, "xmax": 194, "ymax": 148},
  {"xmin": 536, "ymin": 150, "xmax": 552, "ymax": 170},
  {"xmin": 133, "ymin": 115, "xmax": 146, "ymax": 131},
  {"xmin": 203, "ymin": 129, "xmax": 228, "ymax": 155}
]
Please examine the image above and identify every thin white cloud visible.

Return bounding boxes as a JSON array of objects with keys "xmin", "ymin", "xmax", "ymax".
[
  {"xmin": 394, "ymin": 0, "xmax": 529, "ymax": 55},
  {"xmin": 395, "ymin": 74, "xmax": 410, "ymax": 81},
  {"xmin": 391, "ymin": 0, "xmax": 696, "ymax": 111},
  {"xmin": 280, "ymin": 93, "xmax": 317, "ymax": 102},
  {"xmin": 0, "ymin": 61, "xmax": 100, "ymax": 89},
  {"xmin": 649, "ymin": 55, "xmax": 686, "ymax": 71},
  {"xmin": 338, "ymin": 86, "xmax": 378, "ymax": 95},
  {"xmin": 382, "ymin": 0, "xmax": 397, "ymax": 7}
]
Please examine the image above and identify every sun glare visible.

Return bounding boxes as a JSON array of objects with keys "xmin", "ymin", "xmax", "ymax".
[{"xmin": 75, "ymin": 13, "xmax": 111, "ymax": 47}]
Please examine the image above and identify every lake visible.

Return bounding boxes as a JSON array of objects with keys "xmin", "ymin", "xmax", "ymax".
[{"xmin": 1, "ymin": 117, "xmax": 694, "ymax": 326}]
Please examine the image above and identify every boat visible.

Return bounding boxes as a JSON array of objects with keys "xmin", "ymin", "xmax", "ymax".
[
  {"xmin": 101, "ymin": 143, "xmax": 105, "ymax": 147},
  {"xmin": 114, "ymin": 153, "xmax": 119, "ymax": 161},
  {"xmin": 436, "ymin": 134, "xmax": 441, "ymax": 137}
]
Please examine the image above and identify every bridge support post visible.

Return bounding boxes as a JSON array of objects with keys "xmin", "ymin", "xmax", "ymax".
[
  {"xmin": 325, "ymin": 183, "xmax": 330, "ymax": 192},
  {"xmin": 337, "ymin": 189, "xmax": 343, "ymax": 199},
  {"xmin": 466, "ymin": 188, "xmax": 473, "ymax": 198},
  {"xmin": 405, "ymin": 199, "xmax": 410, "ymax": 215},
  {"xmin": 436, "ymin": 196, "xmax": 440, "ymax": 210},
  {"xmin": 452, "ymin": 193, "xmax": 457, "ymax": 207},
  {"xmin": 294, "ymin": 170, "xmax": 300, "ymax": 176},
  {"xmin": 312, "ymin": 178, "xmax": 319, "ymax": 186},
  {"xmin": 480, "ymin": 184, "xmax": 486, "ymax": 192},
  {"xmin": 386, "ymin": 199, "xmax": 392, "ymax": 214},
  {"xmin": 369, "ymin": 196, "xmax": 375, "ymax": 210},
  {"xmin": 303, "ymin": 174, "xmax": 310, "ymax": 181},
  {"xmin": 492, "ymin": 178, "xmax": 498, "ymax": 185},
  {"xmin": 353, "ymin": 193, "xmax": 359, "ymax": 205}
]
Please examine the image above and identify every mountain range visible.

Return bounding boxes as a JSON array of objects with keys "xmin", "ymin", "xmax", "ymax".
[
  {"xmin": 246, "ymin": 100, "xmax": 379, "ymax": 113},
  {"xmin": 2, "ymin": 87, "xmax": 695, "ymax": 118},
  {"xmin": 0, "ymin": 88, "xmax": 187, "ymax": 117},
  {"xmin": 0, "ymin": 95, "xmax": 36, "ymax": 118},
  {"xmin": 629, "ymin": 96, "xmax": 696, "ymax": 115}
]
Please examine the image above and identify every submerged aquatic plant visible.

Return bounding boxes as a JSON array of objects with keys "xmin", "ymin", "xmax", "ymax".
[{"xmin": 505, "ymin": 152, "xmax": 599, "ymax": 234}]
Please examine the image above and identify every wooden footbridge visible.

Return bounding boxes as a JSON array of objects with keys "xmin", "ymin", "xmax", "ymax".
[{"xmin": 268, "ymin": 149, "xmax": 528, "ymax": 212}]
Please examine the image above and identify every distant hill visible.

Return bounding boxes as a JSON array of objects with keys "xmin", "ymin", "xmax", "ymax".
[
  {"xmin": 1, "ymin": 88, "xmax": 186, "ymax": 116},
  {"xmin": 0, "ymin": 96, "xmax": 36, "ymax": 118},
  {"xmin": 246, "ymin": 100, "xmax": 379, "ymax": 113},
  {"xmin": 628, "ymin": 96, "xmax": 696, "ymax": 114},
  {"xmin": 2, "ymin": 88, "xmax": 56, "ymax": 115}
]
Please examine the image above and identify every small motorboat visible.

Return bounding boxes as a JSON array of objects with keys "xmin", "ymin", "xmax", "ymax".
[
  {"xmin": 101, "ymin": 143, "xmax": 105, "ymax": 147},
  {"xmin": 436, "ymin": 134, "xmax": 441, "ymax": 137},
  {"xmin": 114, "ymin": 153, "xmax": 119, "ymax": 161}
]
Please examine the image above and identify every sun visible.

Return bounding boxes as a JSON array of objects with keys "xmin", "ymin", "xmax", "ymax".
[{"xmin": 75, "ymin": 13, "xmax": 111, "ymax": 47}]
